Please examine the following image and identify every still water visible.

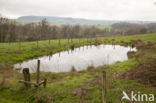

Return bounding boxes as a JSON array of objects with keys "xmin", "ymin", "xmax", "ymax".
[{"xmin": 14, "ymin": 45, "xmax": 136, "ymax": 73}]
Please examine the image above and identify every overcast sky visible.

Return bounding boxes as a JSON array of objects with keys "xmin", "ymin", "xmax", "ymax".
[{"xmin": 0, "ymin": 0, "xmax": 156, "ymax": 21}]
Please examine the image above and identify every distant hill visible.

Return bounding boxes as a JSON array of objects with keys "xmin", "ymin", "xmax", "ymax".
[
  {"xmin": 16, "ymin": 16, "xmax": 116, "ymax": 26},
  {"xmin": 16, "ymin": 16, "xmax": 156, "ymax": 26}
]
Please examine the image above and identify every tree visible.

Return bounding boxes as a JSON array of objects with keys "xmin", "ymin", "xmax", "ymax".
[
  {"xmin": 0, "ymin": 15, "xmax": 9, "ymax": 42},
  {"xmin": 39, "ymin": 18, "xmax": 49, "ymax": 40},
  {"xmin": 8, "ymin": 21, "xmax": 17, "ymax": 43}
]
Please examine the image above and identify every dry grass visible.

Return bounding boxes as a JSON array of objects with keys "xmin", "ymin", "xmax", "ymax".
[
  {"xmin": 135, "ymin": 43, "xmax": 146, "ymax": 49},
  {"xmin": 120, "ymin": 59, "xmax": 156, "ymax": 87},
  {"xmin": 131, "ymin": 40, "xmax": 156, "ymax": 49}
]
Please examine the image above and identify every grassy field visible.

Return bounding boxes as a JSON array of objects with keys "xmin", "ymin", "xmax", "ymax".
[{"xmin": 0, "ymin": 33, "xmax": 156, "ymax": 103}]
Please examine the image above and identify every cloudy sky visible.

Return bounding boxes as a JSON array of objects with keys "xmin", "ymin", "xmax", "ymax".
[{"xmin": 0, "ymin": 0, "xmax": 156, "ymax": 21}]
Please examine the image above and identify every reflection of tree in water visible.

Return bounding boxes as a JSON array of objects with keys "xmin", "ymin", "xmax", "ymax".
[
  {"xmin": 31, "ymin": 63, "xmax": 37, "ymax": 73},
  {"xmin": 96, "ymin": 45, "xmax": 101, "ymax": 49}
]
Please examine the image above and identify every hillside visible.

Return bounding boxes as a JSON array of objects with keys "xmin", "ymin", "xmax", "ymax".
[
  {"xmin": 16, "ymin": 16, "xmax": 113, "ymax": 26},
  {"xmin": 16, "ymin": 16, "xmax": 155, "ymax": 26}
]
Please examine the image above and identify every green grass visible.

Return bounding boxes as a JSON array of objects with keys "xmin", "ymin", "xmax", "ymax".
[
  {"xmin": 0, "ymin": 33, "xmax": 156, "ymax": 64},
  {"xmin": 101, "ymin": 33, "xmax": 156, "ymax": 42},
  {"xmin": 0, "ymin": 33, "xmax": 156, "ymax": 103}
]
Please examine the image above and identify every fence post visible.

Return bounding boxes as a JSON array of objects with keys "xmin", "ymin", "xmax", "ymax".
[
  {"xmin": 102, "ymin": 70, "xmax": 106, "ymax": 103},
  {"xmin": 23, "ymin": 68, "xmax": 31, "ymax": 88},
  {"xmin": 43, "ymin": 78, "xmax": 47, "ymax": 88},
  {"xmin": 36, "ymin": 60, "xmax": 40, "ymax": 85},
  {"xmin": 20, "ymin": 60, "xmax": 47, "ymax": 88}
]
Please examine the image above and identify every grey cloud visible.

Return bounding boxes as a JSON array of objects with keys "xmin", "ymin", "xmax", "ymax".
[{"xmin": 0, "ymin": 0, "xmax": 156, "ymax": 21}]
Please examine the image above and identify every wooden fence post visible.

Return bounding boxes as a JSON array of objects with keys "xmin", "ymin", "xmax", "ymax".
[
  {"xmin": 19, "ymin": 60, "xmax": 47, "ymax": 88},
  {"xmin": 43, "ymin": 78, "xmax": 47, "ymax": 88},
  {"xmin": 36, "ymin": 60, "xmax": 40, "ymax": 85},
  {"xmin": 102, "ymin": 71, "xmax": 106, "ymax": 103},
  {"xmin": 23, "ymin": 68, "xmax": 31, "ymax": 88}
]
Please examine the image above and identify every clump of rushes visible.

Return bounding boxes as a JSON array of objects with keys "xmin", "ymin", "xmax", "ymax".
[
  {"xmin": 120, "ymin": 40, "xmax": 129, "ymax": 46},
  {"xmin": 87, "ymin": 65, "xmax": 95, "ymax": 71},
  {"xmin": 130, "ymin": 39, "xmax": 142, "ymax": 46},
  {"xmin": 137, "ymin": 39, "xmax": 142, "ymax": 42},
  {"xmin": 146, "ymin": 41, "xmax": 155, "ymax": 49},
  {"xmin": 70, "ymin": 43, "xmax": 75, "ymax": 50},
  {"xmin": 112, "ymin": 39, "xmax": 115, "ymax": 41},
  {"xmin": 123, "ymin": 41, "xmax": 129, "ymax": 46},
  {"xmin": 130, "ymin": 39, "xmax": 143, "ymax": 49},
  {"xmin": 134, "ymin": 40, "xmax": 155, "ymax": 50},
  {"xmin": 112, "ymin": 39, "xmax": 115, "ymax": 45},
  {"xmin": 94, "ymin": 37, "xmax": 102, "ymax": 45},
  {"xmin": 136, "ymin": 43, "xmax": 146, "ymax": 49},
  {"xmin": 130, "ymin": 39, "xmax": 138, "ymax": 45},
  {"xmin": 71, "ymin": 66, "xmax": 76, "ymax": 72},
  {"xmin": 120, "ymin": 40, "xmax": 124, "ymax": 44}
]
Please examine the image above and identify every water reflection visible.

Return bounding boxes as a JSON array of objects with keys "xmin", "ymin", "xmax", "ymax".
[{"xmin": 14, "ymin": 45, "xmax": 136, "ymax": 73}]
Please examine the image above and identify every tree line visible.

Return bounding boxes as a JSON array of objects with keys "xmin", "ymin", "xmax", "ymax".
[
  {"xmin": 0, "ymin": 15, "xmax": 123, "ymax": 43},
  {"xmin": 1, "ymin": 15, "xmax": 156, "ymax": 43},
  {"xmin": 112, "ymin": 22, "xmax": 156, "ymax": 35}
]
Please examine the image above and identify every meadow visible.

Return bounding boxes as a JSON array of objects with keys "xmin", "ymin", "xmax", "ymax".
[{"xmin": 0, "ymin": 33, "xmax": 156, "ymax": 103}]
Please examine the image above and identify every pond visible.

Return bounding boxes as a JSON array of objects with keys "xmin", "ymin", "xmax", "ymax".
[{"xmin": 14, "ymin": 45, "xmax": 136, "ymax": 73}]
